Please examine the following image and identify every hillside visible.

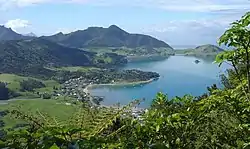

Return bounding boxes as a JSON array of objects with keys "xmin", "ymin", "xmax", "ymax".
[
  {"xmin": 0, "ymin": 26, "xmax": 31, "ymax": 41},
  {"xmin": 0, "ymin": 38, "xmax": 127, "ymax": 77},
  {"xmin": 42, "ymin": 25, "xmax": 173, "ymax": 50},
  {"xmin": 175, "ymin": 44, "xmax": 224, "ymax": 60},
  {"xmin": 194, "ymin": 44, "xmax": 224, "ymax": 53}
]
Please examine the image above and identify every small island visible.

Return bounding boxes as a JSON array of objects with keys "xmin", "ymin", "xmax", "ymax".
[
  {"xmin": 175, "ymin": 44, "xmax": 224, "ymax": 61},
  {"xmin": 195, "ymin": 60, "xmax": 201, "ymax": 64}
]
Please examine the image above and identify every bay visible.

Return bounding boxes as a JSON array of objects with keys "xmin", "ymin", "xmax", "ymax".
[{"xmin": 89, "ymin": 56, "xmax": 230, "ymax": 108}]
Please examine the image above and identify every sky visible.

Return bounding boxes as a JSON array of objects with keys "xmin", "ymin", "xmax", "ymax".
[{"xmin": 0, "ymin": 0, "xmax": 250, "ymax": 46}]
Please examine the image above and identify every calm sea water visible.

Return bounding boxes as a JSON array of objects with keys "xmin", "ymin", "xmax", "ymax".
[{"xmin": 89, "ymin": 56, "xmax": 230, "ymax": 108}]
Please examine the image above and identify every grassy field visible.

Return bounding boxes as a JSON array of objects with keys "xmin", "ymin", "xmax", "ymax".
[
  {"xmin": 0, "ymin": 98, "xmax": 78, "ymax": 128},
  {"xmin": 0, "ymin": 73, "xmax": 61, "ymax": 98},
  {"xmin": 36, "ymin": 80, "xmax": 60, "ymax": 93},
  {"xmin": 0, "ymin": 74, "xmax": 79, "ymax": 128},
  {"xmin": 0, "ymin": 74, "xmax": 28, "ymax": 91},
  {"xmin": 48, "ymin": 66, "xmax": 100, "ymax": 72}
]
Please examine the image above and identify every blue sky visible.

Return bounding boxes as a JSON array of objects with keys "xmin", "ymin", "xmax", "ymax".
[{"xmin": 0, "ymin": 0, "xmax": 250, "ymax": 46}]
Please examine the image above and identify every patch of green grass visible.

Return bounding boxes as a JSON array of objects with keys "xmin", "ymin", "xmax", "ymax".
[
  {"xmin": 36, "ymin": 80, "xmax": 60, "ymax": 93},
  {"xmin": 0, "ymin": 74, "xmax": 28, "ymax": 91},
  {"xmin": 51, "ymin": 66, "xmax": 100, "ymax": 72},
  {"xmin": 0, "ymin": 73, "xmax": 61, "ymax": 97},
  {"xmin": 0, "ymin": 99, "xmax": 78, "ymax": 128}
]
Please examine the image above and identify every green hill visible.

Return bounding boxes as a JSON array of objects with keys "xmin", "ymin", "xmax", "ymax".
[
  {"xmin": 0, "ymin": 38, "xmax": 127, "ymax": 77},
  {"xmin": 42, "ymin": 25, "xmax": 173, "ymax": 53},
  {"xmin": 175, "ymin": 44, "xmax": 224, "ymax": 60},
  {"xmin": 193, "ymin": 44, "xmax": 224, "ymax": 53}
]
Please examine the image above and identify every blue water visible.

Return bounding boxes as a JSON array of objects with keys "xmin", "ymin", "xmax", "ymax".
[{"xmin": 89, "ymin": 56, "xmax": 230, "ymax": 108}]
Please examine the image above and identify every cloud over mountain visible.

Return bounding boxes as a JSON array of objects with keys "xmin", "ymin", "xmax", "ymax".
[{"xmin": 5, "ymin": 19, "xmax": 30, "ymax": 32}]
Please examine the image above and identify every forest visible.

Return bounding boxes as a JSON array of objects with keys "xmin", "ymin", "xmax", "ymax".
[{"xmin": 0, "ymin": 11, "xmax": 249, "ymax": 149}]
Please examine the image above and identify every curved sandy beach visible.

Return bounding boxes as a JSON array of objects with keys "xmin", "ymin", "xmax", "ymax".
[{"xmin": 84, "ymin": 78, "xmax": 158, "ymax": 93}]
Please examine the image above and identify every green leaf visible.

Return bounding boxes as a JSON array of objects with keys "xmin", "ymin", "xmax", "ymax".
[
  {"xmin": 156, "ymin": 125, "xmax": 160, "ymax": 132},
  {"xmin": 176, "ymin": 138, "xmax": 181, "ymax": 145}
]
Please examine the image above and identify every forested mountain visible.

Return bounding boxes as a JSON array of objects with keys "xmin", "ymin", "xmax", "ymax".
[
  {"xmin": 175, "ymin": 44, "xmax": 224, "ymax": 61},
  {"xmin": 42, "ymin": 25, "xmax": 173, "ymax": 49},
  {"xmin": 0, "ymin": 38, "xmax": 127, "ymax": 77},
  {"xmin": 0, "ymin": 26, "xmax": 31, "ymax": 41},
  {"xmin": 194, "ymin": 44, "xmax": 224, "ymax": 53}
]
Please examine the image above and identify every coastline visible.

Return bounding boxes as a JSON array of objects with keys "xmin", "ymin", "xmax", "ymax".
[
  {"xmin": 83, "ymin": 77, "xmax": 158, "ymax": 108},
  {"xmin": 126, "ymin": 55, "xmax": 170, "ymax": 62},
  {"xmin": 84, "ymin": 77, "xmax": 158, "ymax": 93}
]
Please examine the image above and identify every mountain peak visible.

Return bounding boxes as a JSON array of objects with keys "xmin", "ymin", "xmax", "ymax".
[
  {"xmin": 42, "ymin": 25, "xmax": 172, "ymax": 49},
  {"xmin": 195, "ymin": 44, "xmax": 224, "ymax": 53},
  {"xmin": 0, "ymin": 25, "xmax": 30, "ymax": 41},
  {"xmin": 56, "ymin": 32, "xmax": 64, "ymax": 35},
  {"xmin": 24, "ymin": 32, "xmax": 37, "ymax": 37},
  {"xmin": 109, "ymin": 25, "xmax": 120, "ymax": 29},
  {"xmin": 108, "ymin": 25, "xmax": 125, "ymax": 32}
]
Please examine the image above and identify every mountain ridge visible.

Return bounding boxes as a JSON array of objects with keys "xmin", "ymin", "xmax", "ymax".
[
  {"xmin": 23, "ymin": 32, "xmax": 37, "ymax": 37},
  {"xmin": 41, "ymin": 25, "xmax": 173, "ymax": 49},
  {"xmin": 194, "ymin": 44, "xmax": 224, "ymax": 53},
  {"xmin": 0, "ymin": 25, "xmax": 31, "ymax": 41}
]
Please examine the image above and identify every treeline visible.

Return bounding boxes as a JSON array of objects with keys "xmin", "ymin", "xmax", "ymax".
[
  {"xmin": 20, "ymin": 79, "xmax": 46, "ymax": 92},
  {"xmin": 53, "ymin": 69, "xmax": 160, "ymax": 84},
  {"xmin": 0, "ymin": 82, "xmax": 19, "ymax": 100}
]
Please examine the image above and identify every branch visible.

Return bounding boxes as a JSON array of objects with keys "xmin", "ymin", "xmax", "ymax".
[{"xmin": 232, "ymin": 60, "xmax": 249, "ymax": 100}]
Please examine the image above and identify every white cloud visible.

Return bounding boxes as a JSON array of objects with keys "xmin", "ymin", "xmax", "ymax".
[
  {"xmin": 87, "ymin": 0, "xmax": 250, "ymax": 14},
  {"xmin": 0, "ymin": 0, "xmax": 249, "ymax": 13},
  {"xmin": 142, "ymin": 16, "xmax": 237, "ymax": 46},
  {"xmin": 0, "ymin": 0, "xmax": 88, "ymax": 9},
  {"xmin": 5, "ymin": 19, "xmax": 30, "ymax": 31}
]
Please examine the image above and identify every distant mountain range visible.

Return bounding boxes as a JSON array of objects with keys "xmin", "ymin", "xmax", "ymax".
[
  {"xmin": 0, "ymin": 25, "xmax": 173, "ymax": 55},
  {"xmin": 41, "ymin": 25, "xmax": 173, "ymax": 49},
  {"xmin": 0, "ymin": 24, "xmax": 226, "ymax": 74},
  {"xmin": 0, "ymin": 25, "xmax": 175, "ymax": 77}
]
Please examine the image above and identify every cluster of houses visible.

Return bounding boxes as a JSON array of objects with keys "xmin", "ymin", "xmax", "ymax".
[
  {"xmin": 59, "ymin": 77, "xmax": 104, "ymax": 105},
  {"xmin": 60, "ymin": 77, "xmax": 90, "ymax": 101}
]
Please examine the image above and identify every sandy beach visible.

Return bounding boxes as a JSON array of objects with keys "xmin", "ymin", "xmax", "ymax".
[{"xmin": 84, "ymin": 78, "xmax": 158, "ymax": 92}]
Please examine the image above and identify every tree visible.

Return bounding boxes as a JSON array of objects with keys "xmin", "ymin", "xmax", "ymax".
[
  {"xmin": 0, "ymin": 82, "xmax": 9, "ymax": 100},
  {"xmin": 20, "ymin": 79, "xmax": 45, "ymax": 92},
  {"xmin": 42, "ymin": 93, "xmax": 52, "ymax": 99},
  {"xmin": 216, "ymin": 12, "xmax": 250, "ymax": 93}
]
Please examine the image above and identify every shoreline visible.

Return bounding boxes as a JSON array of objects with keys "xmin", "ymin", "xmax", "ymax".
[{"xmin": 84, "ymin": 77, "xmax": 158, "ymax": 93}]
